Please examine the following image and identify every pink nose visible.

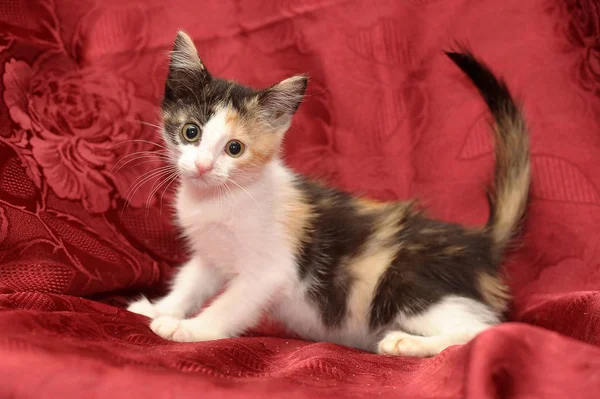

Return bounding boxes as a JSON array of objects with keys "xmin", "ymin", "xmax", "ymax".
[{"xmin": 195, "ymin": 160, "xmax": 213, "ymax": 175}]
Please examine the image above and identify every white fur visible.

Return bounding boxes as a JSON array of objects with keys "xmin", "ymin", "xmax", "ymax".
[
  {"xmin": 128, "ymin": 109, "xmax": 497, "ymax": 356},
  {"xmin": 378, "ymin": 296, "xmax": 497, "ymax": 357}
]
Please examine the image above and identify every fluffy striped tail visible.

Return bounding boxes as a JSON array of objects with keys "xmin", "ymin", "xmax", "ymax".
[{"xmin": 446, "ymin": 51, "xmax": 531, "ymax": 263}]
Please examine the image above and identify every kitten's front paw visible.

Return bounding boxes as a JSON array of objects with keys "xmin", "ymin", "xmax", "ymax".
[
  {"xmin": 150, "ymin": 316, "xmax": 226, "ymax": 342},
  {"xmin": 127, "ymin": 297, "xmax": 185, "ymax": 321},
  {"xmin": 127, "ymin": 296, "xmax": 157, "ymax": 319},
  {"xmin": 150, "ymin": 316, "xmax": 183, "ymax": 340}
]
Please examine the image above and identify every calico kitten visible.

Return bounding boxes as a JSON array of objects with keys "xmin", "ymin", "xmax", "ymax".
[{"xmin": 128, "ymin": 31, "xmax": 530, "ymax": 357}]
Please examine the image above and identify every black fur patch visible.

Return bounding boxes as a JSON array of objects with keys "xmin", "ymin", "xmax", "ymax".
[
  {"xmin": 294, "ymin": 177, "xmax": 376, "ymax": 327},
  {"xmin": 368, "ymin": 213, "xmax": 494, "ymax": 330}
]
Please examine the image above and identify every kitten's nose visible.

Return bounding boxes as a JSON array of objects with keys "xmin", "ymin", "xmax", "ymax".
[{"xmin": 195, "ymin": 158, "xmax": 213, "ymax": 175}]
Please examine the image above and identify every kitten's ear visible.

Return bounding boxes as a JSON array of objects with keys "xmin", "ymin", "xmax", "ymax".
[
  {"xmin": 169, "ymin": 30, "xmax": 207, "ymax": 73},
  {"xmin": 257, "ymin": 74, "xmax": 308, "ymax": 130},
  {"xmin": 164, "ymin": 31, "xmax": 210, "ymax": 104}
]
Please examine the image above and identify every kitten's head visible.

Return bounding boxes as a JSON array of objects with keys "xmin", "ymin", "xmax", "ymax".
[{"xmin": 161, "ymin": 31, "xmax": 307, "ymax": 189}]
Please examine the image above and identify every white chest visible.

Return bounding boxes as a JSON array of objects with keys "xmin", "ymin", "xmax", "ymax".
[{"xmin": 175, "ymin": 179, "xmax": 278, "ymax": 273}]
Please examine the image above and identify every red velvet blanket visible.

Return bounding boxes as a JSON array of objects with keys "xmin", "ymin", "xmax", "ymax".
[{"xmin": 1, "ymin": 0, "xmax": 599, "ymax": 397}]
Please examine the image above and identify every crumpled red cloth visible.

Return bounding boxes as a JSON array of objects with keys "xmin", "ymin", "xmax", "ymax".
[{"xmin": 1, "ymin": 0, "xmax": 599, "ymax": 397}]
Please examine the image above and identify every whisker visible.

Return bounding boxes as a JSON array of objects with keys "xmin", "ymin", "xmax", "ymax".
[
  {"xmin": 159, "ymin": 173, "xmax": 180, "ymax": 216},
  {"xmin": 111, "ymin": 153, "xmax": 171, "ymax": 173},
  {"xmin": 127, "ymin": 165, "xmax": 178, "ymax": 190},
  {"xmin": 219, "ymin": 183, "xmax": 231, "ymax": 216},
  {"xmin": 216, "ymin": 185, "xmax": 224, "ymax": 215},
  {"xmin": 121, "ymin": 167, "xmax": 178, "ymax": 211},
  {"xmin": 114, "ymin": 152, "xmax": 171, "ymax": 164},
  {"xmin": 125, "ymin": 169, "xmax": 178, "ymax": 207},
  {"xmin": 222, "ymin": 182, "xmax": 235, "ymax": 216},
  {"xmin": 117, "ymin": 159, "xmax": 170, "ymax": 174},
  {"xmin": 121, "ymin": 170, "xmax": 177, "ymax": 217},
  {"xmin": 114, "ymin": 149, "xmax": 171, "ymax": 159},
  {"xmin": 146, "ymin": 170, "xmax": 179, "ymax": 216},
  {"xmin": 129, "ymin": 119, "xmax": 163, "ymax": 130},
  {"xmin": 228, "ymin": 180, "xmax": 263, "ymax": 213},
  {"xmin": 235, "ymin": 173, "xmax": 268, "ymax": 189},
  {"xmin": 111, "ymin": 139, "xmax": 177, "ymax": 155}
]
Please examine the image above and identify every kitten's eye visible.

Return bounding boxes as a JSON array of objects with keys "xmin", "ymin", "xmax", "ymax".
[
  {"xmin": 225, "ymin": 140, "xmax": 245, "ymax": 157},
  {"xmin": 181, "ymin": 123, "xmax": 200, "ymax": 142}
]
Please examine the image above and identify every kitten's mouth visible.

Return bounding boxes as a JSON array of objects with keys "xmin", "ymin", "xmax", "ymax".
[
  {"xmin": 180, "ymin": 173, "xmax": 209, "ymax": 186},
  {"xmin": 194, "ymin": 175, "xmax": 212, "ymax": 186},
  {"xmin": 181, "ymin": 170, "xmax": 228, "ymax": 188},
  {"xmin": 191, "ymin": 173, "xmax": 223, "ymax": 187}
]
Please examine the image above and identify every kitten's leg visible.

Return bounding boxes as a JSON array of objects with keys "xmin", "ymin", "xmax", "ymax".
[
  {"xmin": 151, "ymin": 269, "xmax": 283, "ymax": 342},
  {"xmin": 127, "ymin": 256, "xmax": 223, "ymax": 320},
  {"xmin": 377, "ymin": 296, "xmax": 499, "ymax": 357}
]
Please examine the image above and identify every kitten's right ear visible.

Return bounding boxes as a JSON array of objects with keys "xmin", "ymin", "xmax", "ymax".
[
  {"xmin": 164, "ymin": 31, "xmax": 210, "ymax": 104},
  {"xmin": 169, "ymin": 31, "xmax": 207, "ymax": 73}
]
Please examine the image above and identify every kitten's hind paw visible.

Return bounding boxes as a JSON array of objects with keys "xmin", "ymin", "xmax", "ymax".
[{"xmin": 377, "ymin": 331, "xmax": 439, "ymax": 358}]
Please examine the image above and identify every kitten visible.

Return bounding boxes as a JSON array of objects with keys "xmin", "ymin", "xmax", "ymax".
[{"xmin": 128, "ymin": 31, "xmax": 530, "ymax": 357}]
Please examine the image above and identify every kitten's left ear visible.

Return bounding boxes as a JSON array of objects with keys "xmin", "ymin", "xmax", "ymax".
[{"xmin": 257, "ymin": 75, "xmax": 308, "ymax": 130}]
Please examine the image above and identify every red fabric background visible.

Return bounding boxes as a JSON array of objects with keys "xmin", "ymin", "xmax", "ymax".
[{"xmin": 1, "ymin": 0, "xmax": 600, "ymax": 397}]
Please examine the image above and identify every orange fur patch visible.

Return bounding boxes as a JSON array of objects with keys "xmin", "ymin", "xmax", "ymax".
[
  {"xmin": 477, "ymin": 272, "xmax": 510, "ymax": 312},
  {"xmin": 225, "ymin": 107, "xmax": 239, "ymax": 124},
  {"xmin": 345, "ymin": 203, "xmax": 409, "ymax": 325},
  {"xmin": 356, "ymin": 197, "xmax": 388, "ymax": 212},
  {"xmin": 226, "ymin": 105, "xmax": 282, "ymax": 169},
  {"xmin": 279, "ymin": 184, "xmax": 314, "ymax": 258}
]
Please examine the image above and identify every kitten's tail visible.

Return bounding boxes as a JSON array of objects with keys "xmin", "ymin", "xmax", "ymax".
[{"xmin": 445, "ymin": 50, "xmax": 531, "ymax": 264}]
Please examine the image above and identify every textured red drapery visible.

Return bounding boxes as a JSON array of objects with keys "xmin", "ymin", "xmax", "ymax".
[{"xmin": 1, "ymin": 0, "xmax": 599, "ymax": 397}]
